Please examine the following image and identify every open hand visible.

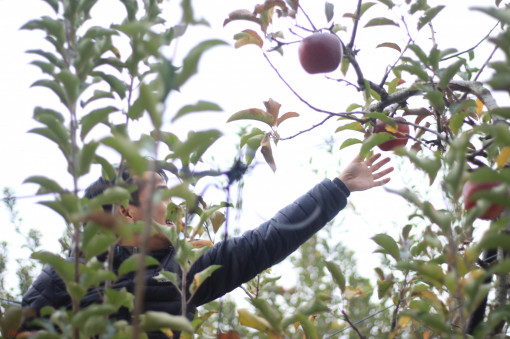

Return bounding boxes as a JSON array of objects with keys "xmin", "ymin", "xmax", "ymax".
[{"xmin": 337, "ymin": 153, "xmax": 393, "ymax": 192}]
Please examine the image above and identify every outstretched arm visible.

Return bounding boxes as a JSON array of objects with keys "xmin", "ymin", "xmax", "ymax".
[{"xmin": 337, "ymin": 153, "xmax": 393, "ymax": 192}]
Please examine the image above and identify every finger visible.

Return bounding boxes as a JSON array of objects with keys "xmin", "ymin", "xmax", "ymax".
[
  {"xmin": 373, "ymin": 177, "xmax": 391, "ymax": 186},
  {"xmin": 370, "ymin": 157, "xmax": 391, "ymax": 172},
  {"xmin": 366, "ymin": 153, "xmax": 382, "ymax": 166},
  {"xmin": 373, "ymin": 167, "xmax": 394, "ymax": 179}
]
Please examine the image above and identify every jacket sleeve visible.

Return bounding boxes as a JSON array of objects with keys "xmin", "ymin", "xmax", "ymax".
[
  {"xmin": 21, "ymin": 264, "xmax": 70, "ymax": 326},
  {"xmin": 189, "ymin": 178, "xmax": 350, "ymax": 306}
]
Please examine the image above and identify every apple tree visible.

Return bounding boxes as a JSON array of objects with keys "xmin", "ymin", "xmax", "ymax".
[
  {"xmin": 222, "ymin": 0, "xmax": 510, "ymax": 337},
  {"xmin": 1, "ymin": 0, "xmax": 510, "ymax": 338}
]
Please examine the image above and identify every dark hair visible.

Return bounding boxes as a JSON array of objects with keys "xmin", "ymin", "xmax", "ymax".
[{"xmin": 84, "ymin": 166, "xmax": 168, "ymax": 212}]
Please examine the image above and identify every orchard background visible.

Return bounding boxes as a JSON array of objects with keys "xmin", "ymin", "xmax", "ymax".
[{"xmin": 1, "ymin": 0, "xmax": 510, "ymax": 338}]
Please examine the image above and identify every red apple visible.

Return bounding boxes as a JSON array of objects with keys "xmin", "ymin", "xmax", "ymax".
[
  {"xmin": 298, "ymin": 33, "xmax": 342, "ymax": 74},
  {"xmin": 373, "ymin": 117, "xmax": 410, "ymax": 151},
  {"xmin": 462, "ymin": 181, "xmax": 505, "ymax": 220}
]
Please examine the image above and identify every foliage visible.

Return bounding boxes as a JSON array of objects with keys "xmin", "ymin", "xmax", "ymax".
[{"xmin": 1, "ymin": 0, "xmax": 510, "ymax": 338}]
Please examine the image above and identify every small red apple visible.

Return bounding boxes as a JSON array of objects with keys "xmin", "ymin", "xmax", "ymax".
[
  {"xmin": 462, "ymin": 181, "xmax": 505, "ymax": 220},
  {"xmin": 298, "ymin": 33, "xmax": 342, "ymax": 74},
  {"xmin": 373, "ymin": 117, "xmax": 410, "ymax": 151}
]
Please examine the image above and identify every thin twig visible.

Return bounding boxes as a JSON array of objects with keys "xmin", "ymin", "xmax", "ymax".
[
  {"xmin": 474, "ymin": 45, "xmax": 498, "ymax": 82},
  {"xmin": 348, "ymin": 0, "xmax": 363, "ymax": 49},
  {"xmin": 342, "ymin": 310, "xmax": 366, "ymax": 339},
  {"xmin": 298, "ymin": 4, "xmax": 316, "ymax": 31},
  {"xmin": 280, "ymin": 115, "xmax": 335, "ymax": 140},
  {"xmin": 442, "ymin": 22, "xmax": 500, "ymax": 61},
  {"xmin": 379, "ymin": 38, "xmax": 412, "ymax": 87}
]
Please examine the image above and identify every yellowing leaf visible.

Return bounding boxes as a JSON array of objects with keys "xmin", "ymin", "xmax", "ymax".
[
  {"xmin": 188, "ymin": 239, "xmax": 213, "ymax": 248},
  {"xmin": 476, "ymin": 99, "xmax": 484, "ymax": 117},
  {"xmin": 234, "ymin": 29, "xmax": 263, "ymax": 48},
  {"xmin": 398, "ymin": 315, "xmax": 412, "ymax": 327},
  {"xmin": 377, "ymin": 42, "xmax": 401, "ymax": 52},
  {"xmin": 276, "ymin": 111, "xmax": 299, "ymax": 126},
  {"xmin": 344, "ymin": 286, "xmax": 364, "ymax": 300},
  {"xmin": 264, "ymin": 98, "xmax": 281, "ymax": 122},
  {"xmin": 261, "ymin": 133, "xmax": 277, "ymax": 172},
  {"xmin": 237, "ymin": 308, "xmax": 274, "ymax": 333},
  {"xmin": 497, "ymin": 146, "xmax": 510, "ymax": 169},
  {"xmin": 385, "ymin": 125, "xmax": 398, "ymax": 133},
  {"xmin": 161, "ymin": 328, "xmax": 174, "ymax": 338},
  {"xmin": 424, "ymin": 331, "xmax": 430, "ymax": 339}
]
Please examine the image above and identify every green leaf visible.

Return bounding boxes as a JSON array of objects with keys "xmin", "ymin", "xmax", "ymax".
[
  {"xmin": 396, "ymin": 149, "xmax": 441, "ymax": 184},
  {"xmin": 325, "ymin": 2, "xmax": 334, "ymax": 22},
  {"xmin": 227, "ymin": 108, "xmax": 274, "ymax": 127},
  {"xmin": 154, "ymin": 270, "xmax": 181, "ymax": 290},
  {"xmin": 56, "ymin": 69, "xmax": 80, "ymax": 104},
  {"xmin": 82, "ymin": 90, "xmax": 115, "ymax": 108},
  {"xmin": 325, "ymin": 261, "xmax": 346, "ymax": 292},
  {"xmin": 418, "ymin": 6, "xmax": 445, "ymax": 30},
  {"xmin": 340, "ymin": 138, "xmax": 362, "ymax": 149},
  {"xmin": 77, "ymin": 141, "xmax": 99, "ymax": 176},
  {"xmin": 102, "ymin": 135, "xmax": 148, "ymax": 175},
  {"xmin": 81, "ymin": 267, "xmax": 116, "ymax": 288},
  {"xmin": 365, "ymin": 112, "xmax": 396, "ymax": 126},
  {"xmin": 94, "ymin": 155, "xmax": 116, "ymax": 181},
  {"xmin": 72, "ymin": 304, "xmax": 116, "ymax": 328},
  {"xmin": 473, "ymin": 7, "xmax": 510, "ymax": 26},
  {"xmin": 189, "ymin": 265, "xmax": 221, "ymax": 296},
  {"xmin": 425, "ymin": 90, "xmax": 445, "ymax": 112},
  {"xmin": 139, "ymin": 83, "xmax": 161, "ymax": 128},
  {"xmin": 92, "ymin": 71, "xmax": 127, "ymax": 99},
  {"xmin": 408, "ymin": 45, "xmax": 428, "ymax": 66},
  {"xmin": 105, "ymin": 287, "xmax": 135, "ymax": 311},
  {"xmin": 397, "ymin": 63, "xmax": 429, "ymax": 81},
  {"xmin": 26, "ymin": 49, "xmax": 65, "ymax": 68},
  {"xmin": 141, "ymin": 312, "xmax": 194, "ymax": 333},
  {"xmin": 30, "ymin": 60, "xmax": 55, "ymax": 75},
  {"xmin": 174, "ymin": 40, "xmax": 228, "ymax": 89},
  {"xmin": 364, "ymin": 17, "xmax": 399, "ymax": 27},
  {"xmin": 31, "ymin": 79, "xmax": 67, "ymax": 104},
  {"xmin": 21, "ymin": 17, "xmax": 65, "ymax": 43},
  {"xmin": 165, "ymin": 130, "xmax": 222, "ymax": 165},
  {"xmin": 376, "ymin": 0, "xmax": 394, "ymax": 8},
  {"xmin": 87, "ymin": 186, "xmax": 132, "ymax": 211},
  {"xmin": 80, "ymin": 106, "xmax": 116, "ymax": 140},
  {"xmin": 82, "ymin": 229, "xmax": 117, "ymax": 261},
  {"xmin": 172, "ymin": 101, "xmax": 222, "ymax": 122},
  {"xmin": 377, "ymin": 279, "xmax": 393, "ymax": 299},
  {"xmin": 1, "ymin": 306, "xmax": 23, "ymax": 338},
  {"xmin": 491, "ymin": 107, "xmax": 510, "ymax": 119},
  {"xmin": 372, "ymin": 233, "xmax": 400, "ymax": 261},
  {"xmin": 479, "ymin": 234, "xmax": 510, "ymax": 251},
  {"xmin": 360, "ymin": 133, "xmax": 394, "ymax": 157},
  {"xmin": 32, "ymin": 251, "xmax": 75, "ymax": 282},
  {"xmin": 24, "ymin": 175, "xmax": 64, "ymax": 194},
  {"xmin": 250, "ymin": 298, "xmax": 282, "ymax": 333},
  {"xmin": 335, "ymin": 121, "xmax": 364, "ymax": 133},
  {"xmin": 118, "ymin": 254, "xmax": 160, "ymax": 276}
]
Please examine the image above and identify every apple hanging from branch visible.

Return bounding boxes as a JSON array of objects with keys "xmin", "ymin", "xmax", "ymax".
[
  {"xmin": 298, "ymin": 32, "xmax": 343, "ymax": 74},
  {"xmin": 373, "ymin": 117, "xmax": 410, "ymax": 151},
  {"xmin": 462, "ymin": 181, "xmax": 505, "ymax": 220}
]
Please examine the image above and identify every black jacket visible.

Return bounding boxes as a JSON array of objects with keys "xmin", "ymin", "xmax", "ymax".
[{"xmin": 22, "ymin": 178, "xmax": 350, "ymax": 338}]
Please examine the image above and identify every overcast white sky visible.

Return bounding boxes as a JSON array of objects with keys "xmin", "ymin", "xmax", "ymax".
[{"xmin": 0, "ymin": 0, "xmax": 505, "ymax": 296}]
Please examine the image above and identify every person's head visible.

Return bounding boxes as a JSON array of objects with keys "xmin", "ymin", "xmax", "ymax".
[{"xmin": 84, "ymin": 166, "xmax": 173, "ymax": 250}]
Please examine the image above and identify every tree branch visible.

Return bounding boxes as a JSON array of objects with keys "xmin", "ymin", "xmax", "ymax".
[
  {"xmin": 347, "ymin": 0, "xmax": 363, "ymax": 49},
  {"xmin": 442, "ymin": 22, "xmax": 500, "ymax": 61},
  {"xmin": 280, "ymin": 115, "xmax": 335, "ymax": 140},
  {"xmin": 342, "ymin": 310, "xmax": 366, "ymax": 339}
]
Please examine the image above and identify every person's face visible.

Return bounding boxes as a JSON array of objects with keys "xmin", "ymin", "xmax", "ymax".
[{"xmin": 119, "ymin": 171, "xmax": 174, "ymax": 250}]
